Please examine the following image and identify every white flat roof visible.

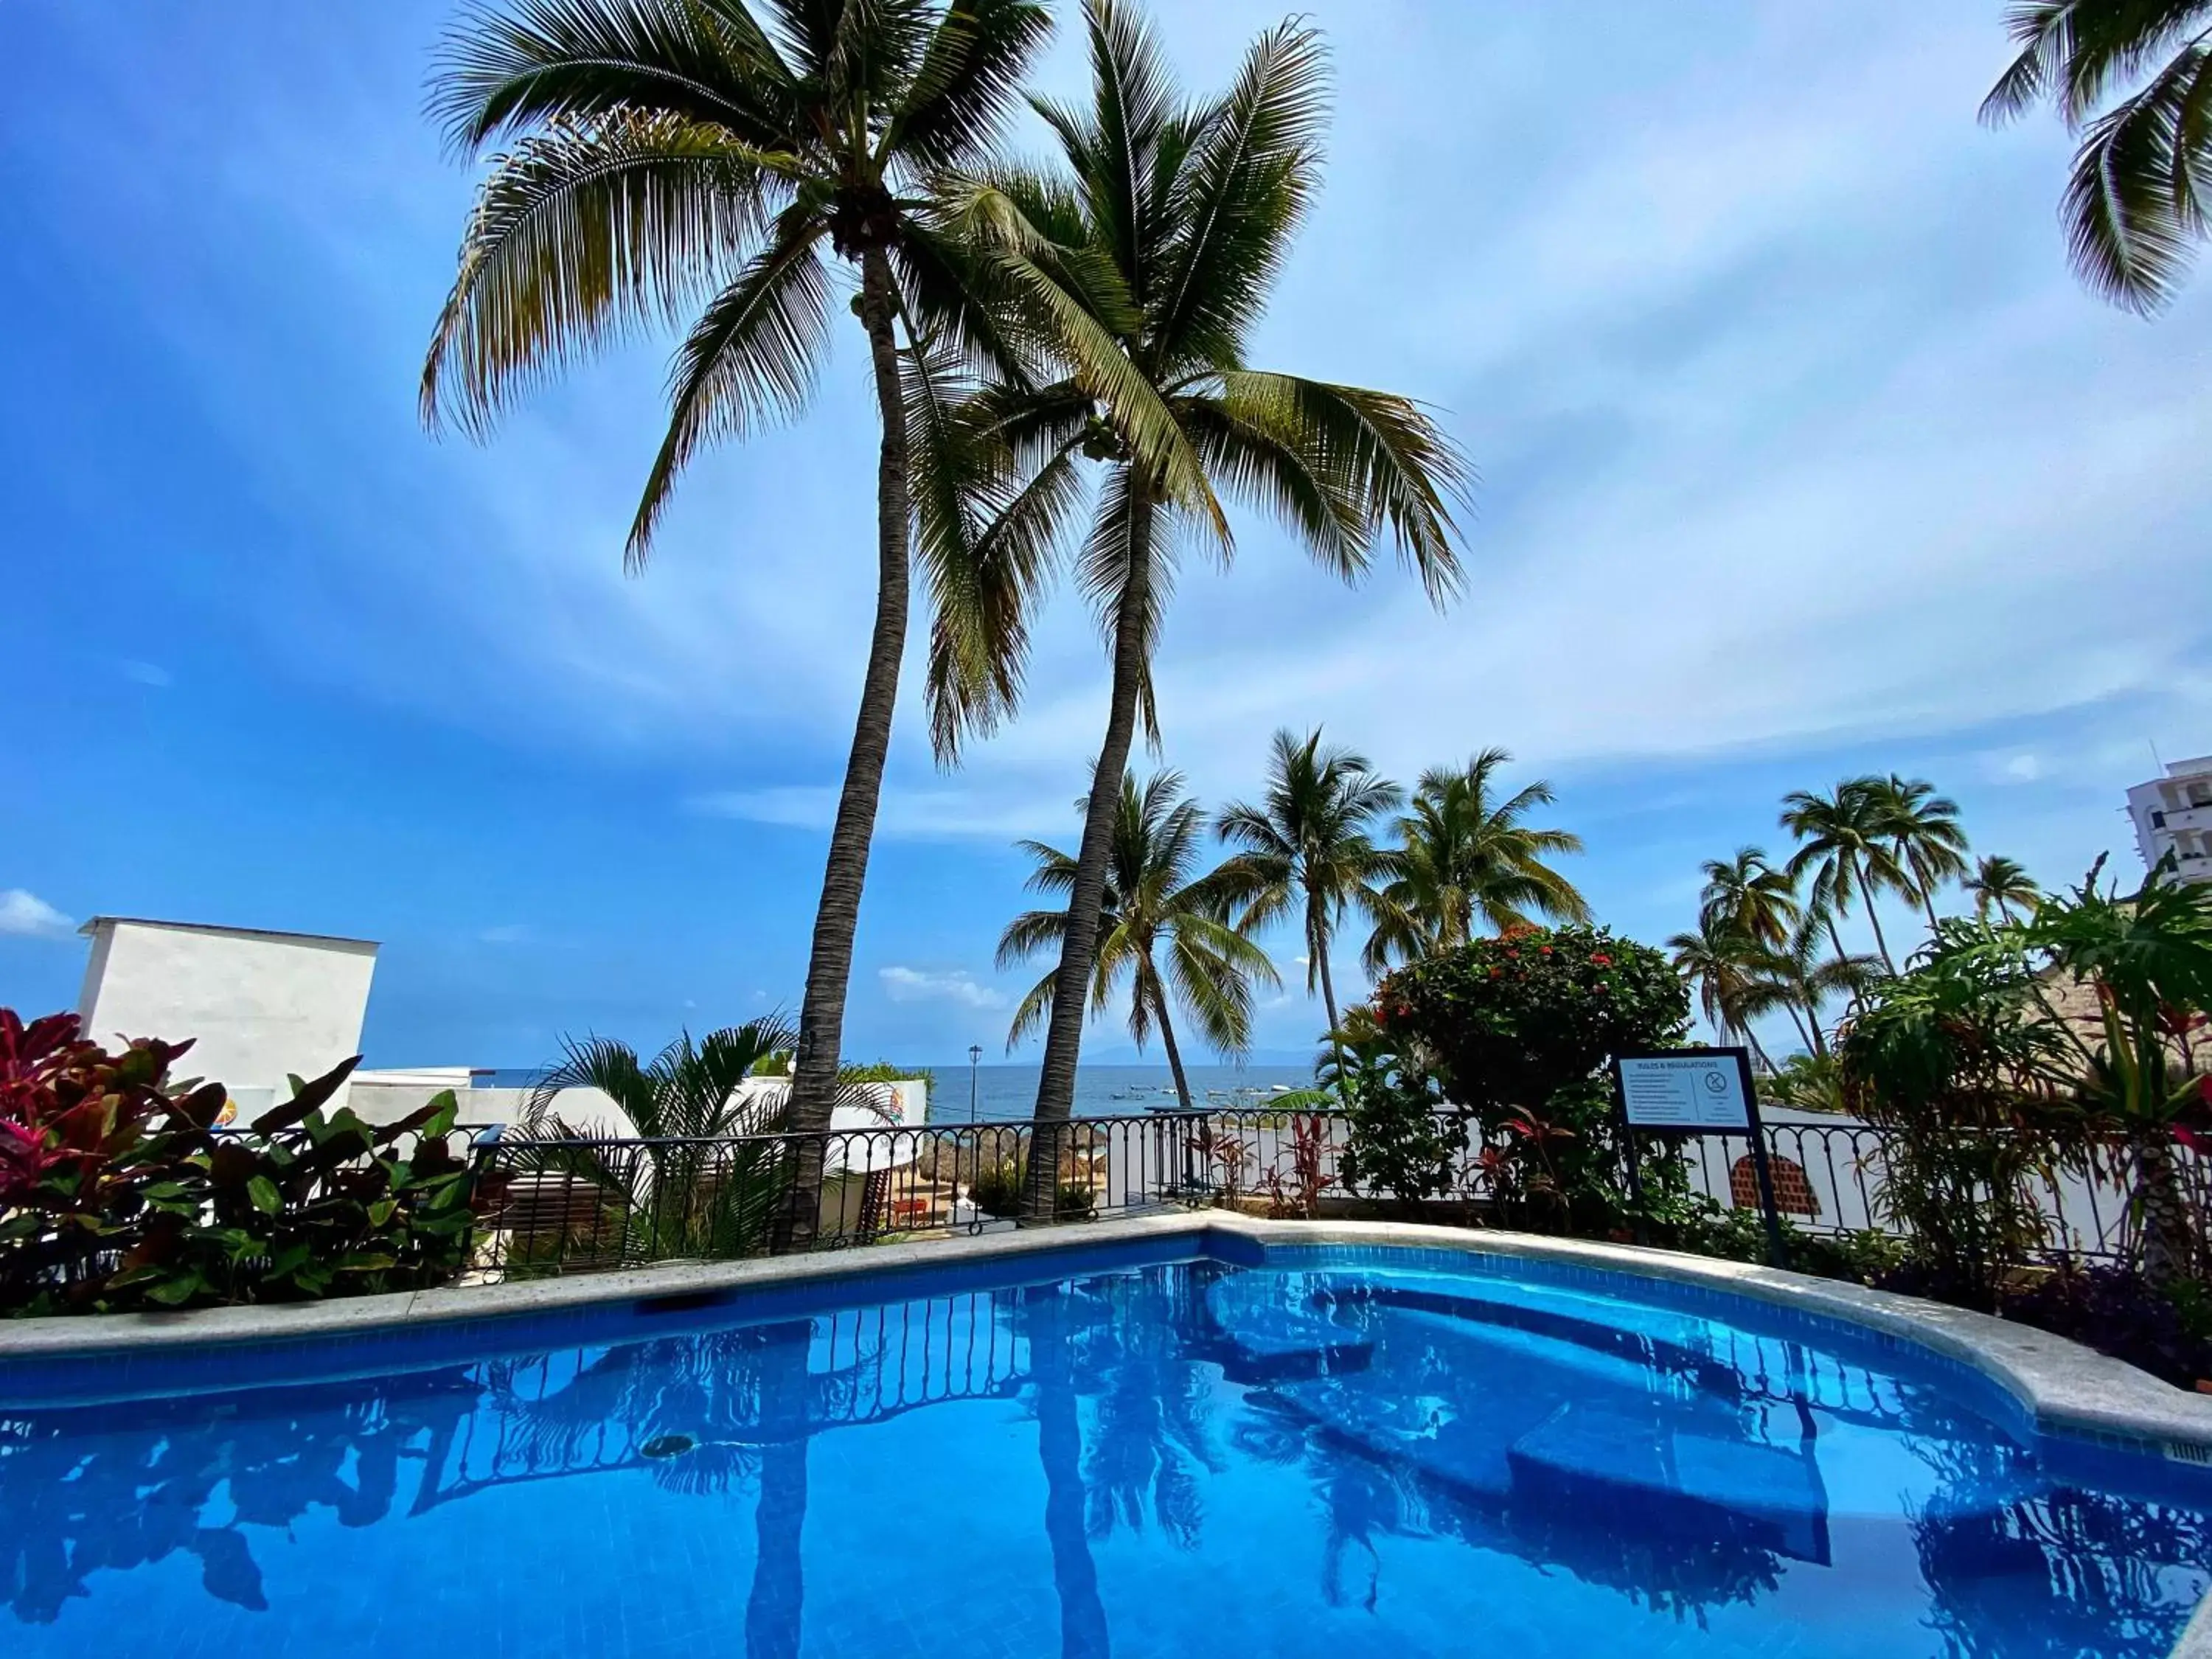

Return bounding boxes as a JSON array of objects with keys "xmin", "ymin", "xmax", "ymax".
[{"xmin": 77, "ymin": 916, "xmax": 380, "ymax": 950}]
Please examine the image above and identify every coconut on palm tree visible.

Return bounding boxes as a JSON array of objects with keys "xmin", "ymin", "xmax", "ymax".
[
  {"xmin": 998, "ymin": 769, "xmax": 1279, "ymax": 1113},
  {"xmin": 939, "ymin": 1, "xmax": 1469, "ymax": 1150},
  {"xmin": 1870, "ymin": 774, "xmax": 1972, "ymax": 936},
  {"xmin": 1966, "ymin": 855, "xmax": 2041, "ymax": 924},
  {"xmin": 1213, "ymin": 728, "xmax": 1404, "ymax": 1074},
  {"xmin": 423, "ymin": 0, "xmax": 1055, "ymax": 1248},
  {"xmin": 1781, "ymin": 778, "xmax": 1912, "ymax": 973},
  {"xmin": 1362, "ymin": 749, "xmax": 1590, "ymax": 971},
  {"xmin": 1982, "ymin": 1, "xmax": 2212, "ymax": 313}
]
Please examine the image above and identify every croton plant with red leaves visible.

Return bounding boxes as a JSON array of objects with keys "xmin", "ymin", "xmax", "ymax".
[{"xmin": 1, "ymin": 1009, "xmax": 476, "ymax": 1315}]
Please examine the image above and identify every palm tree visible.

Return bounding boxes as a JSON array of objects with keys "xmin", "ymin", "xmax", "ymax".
[
  {"xmin": 998, "ymin": 769, "xmax": 1280, "ymax": 1113},
  {"xmin": 1214, "ymin": 729, "xmax": 1405, "ymax": 1074},
  {"xmin": 1966, "ymin": 854, "xmax": 2041, "ymax": 924},
  {"xmin": 1981, "ymin": 1, "xmax": 2212, "ymax": 313},
  {"xmin": 1361, "ymin": 749, "xmax": 1590, "ymax": 971},
  {"xmin": 941, "ymin": 1, "xmax": 1468, "ymax": 1144},
  {"xmin": 510, "ymin": 1017, "xmax": 825, "ymax": 1260},
  {"xmin": 1781, "ymin": 778, "xmax": 1911, "ymax": 974},
  {"xmin": 422, "ymin": 0, "xmax": 1055, "ymax": 1248},
  {"xmin": 1736, "ymin": 914, "xmax": 1883, "ymax": 1062},
  {"xmin": 1666, "ymin": 917, "xmax": 1775, "ymax": 1070},
  {"xmin": 1697, "ymin": 846, "xmax": 1801, "ymax": 951},
  {"xmin": 1871, "ymin": 774, "xmax": 1971, "ymax": 935}
]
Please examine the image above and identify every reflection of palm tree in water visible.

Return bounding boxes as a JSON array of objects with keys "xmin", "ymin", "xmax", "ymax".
[
  {"xmin": 1908, "ymin": 1436, "xmax": 2212, "ymax": 1659},
  {"xmin": 0, "ymin": 1372, "xmax": 484, "ymax": 1622},
  {"xmin": 1023, "ymin": 1284, "xmax": 1111, "ymax": 1659},
  {"xmin": 745, "ymin": 1324, "xmax": 813, "ymax": 1659},
  {"xmin": 1074, "ymin": 1270, "xmax": 1222, "ymax": 1548}
]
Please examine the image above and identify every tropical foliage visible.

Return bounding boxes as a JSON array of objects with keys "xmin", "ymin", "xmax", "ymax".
[
  {"xmin": 998, "ymin": 769, "xmax": 1279, "ymax": 1112},
  {"xmin": 1360, "ymin": 748, "xmax": 1589, "ymax": 973},
  {"xmin": 1, "ymin": 1012, "xmax": 475, "ymax": 1314},
  {"xmin": 936, "ymin": 0, "xmax": 1470, "ymax": 1138},
  {"xmin": 1983, "ymin": 0, "xmax": 2212, "ymax": 312},
  {"xmin": 1368, "ymin": 925, "xmax": 1691, "ymax": 1232},
  {"xmin": 422, "ymin": 0, "xmax": 1058, "ymax": 1244},
  {"xmin": 1212, "ymin": 728, "xmax": 1401, "ymax": 1071},
  {"xmin": 501, "ymin": 1015, "xmax": 880, "ymax": 1265}
]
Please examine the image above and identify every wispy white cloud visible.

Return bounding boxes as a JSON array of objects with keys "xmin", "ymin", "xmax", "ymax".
[
  {"xmin": 478, "ymin": 923, "xmax": 532, "ymax": 945},
  {"xmin": 119, "ymin": 660, "xmax": 173, "ymax": 688},
  {"xmin": 692, "ymin": 784, "xmax": 1067, "ymax": 841},
  {"xmin": 879, "ymin": 966, "xmax": 1008, "ymax": 1011},
  {"xmin": 0, "ymin": 889, "xmax": 74, "ymax": 939}
]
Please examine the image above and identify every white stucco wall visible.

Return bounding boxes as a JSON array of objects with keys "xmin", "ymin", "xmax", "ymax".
[{"xmin": 75, "ymin": 918, "xmax": 377, "ymax": 1113}]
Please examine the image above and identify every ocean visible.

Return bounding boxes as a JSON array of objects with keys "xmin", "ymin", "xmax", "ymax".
[{"xmin": 928, "ymin": 1062, "xmax": 1316, "ymax": 1122}]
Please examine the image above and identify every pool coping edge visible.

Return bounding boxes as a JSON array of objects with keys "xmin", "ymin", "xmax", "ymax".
[{"xmin": 5, "ymin": 1211, "xmax": 2211, "ymax": 1454}]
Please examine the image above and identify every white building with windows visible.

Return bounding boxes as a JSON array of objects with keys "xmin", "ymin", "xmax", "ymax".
[{"xmin": 2126, "ymin": 755, "xmax": 2212, "ymax": 886}]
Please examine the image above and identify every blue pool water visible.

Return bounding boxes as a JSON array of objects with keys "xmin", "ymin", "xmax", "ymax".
[{"xmin": 3, "ymin": 1242, "xmax": 2208, "ymax": 1659}]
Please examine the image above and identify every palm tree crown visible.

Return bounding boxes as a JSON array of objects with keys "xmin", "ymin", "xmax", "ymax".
[
  {"xmin": 1870, "ymin": 773, "xmax": 1971, "ymax": 933},
  {"xmin": 998, "ymin": 769, "xmax": 1279, "ymax": 1112},
  {"xmin": 423, "ymin": 0, "xmax": 1057, "ymax": 1245},
  {"xmin": 1697, "ymin": 846, "xmax": 1801, "ymax": 951},
  {"xmin": 1362, "ymin": 749, "xmax": 1589, "ymax": 972},
  {"xmin": 1982, "ymin": 0, "xmax": 2212, "ymax": 313},
  {"xmin": 942, "ymin": 0, "xmax": 1470, "ymax": 1135},
  {"xmin": 1781, "ymin": 777, "xmax": 1911, "ymax": 973},
  {"xmin": 1214, "ymin": 728, "xmax": 1402, "ymax": 1060},
  {"xmin": 1966, "ymin": 855, "xmax": 2042, "ymax": 924}
]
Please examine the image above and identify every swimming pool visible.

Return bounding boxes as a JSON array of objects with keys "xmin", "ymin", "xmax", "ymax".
[{"xmin": 2, "ymin": 1229, "xmax": 2208, "ymax": 1659}]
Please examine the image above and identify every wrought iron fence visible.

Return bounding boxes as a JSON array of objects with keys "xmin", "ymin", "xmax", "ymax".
[{"xmin": 462, "ymin": 1108, "xmax": 2205, "ymax": 1277}]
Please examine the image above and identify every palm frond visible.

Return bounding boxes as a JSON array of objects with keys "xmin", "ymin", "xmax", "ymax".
[
  {"xmin": 1214, "ymin": 372, "xmax": 1470, "ymax": 603},
  {"xmin": 626, "ymin": 205, "xmax": 833, "ymax": 564},
  {"xmin": 2062, "ymin": 40, "xmax": 2212, "ymax": 311},
  {"xmin": 431, "ymin": 0, "xmax": 793, "ymax": 153},
  {"xmin": 422, "ymin": 113, "xmax": 791, "ymax": 437},
  {"xmin": 891, "ymin": 0, "xmax": 1057, "ymax": 170},
  {"xmin": 1152, "ymin": 18, "xmax": 1329, "ymax": 367}
]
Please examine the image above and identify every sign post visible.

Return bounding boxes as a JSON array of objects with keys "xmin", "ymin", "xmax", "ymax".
[{"xmin": 1611, "ymin": 1046, "xmax": 1784, "ymax": 1267}]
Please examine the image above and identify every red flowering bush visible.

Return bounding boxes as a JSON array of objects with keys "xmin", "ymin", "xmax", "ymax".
[
  {"xmin": 1377, "ymin": 925, "xmax": 1688, "ymax": 1116},
  {"xmin": 1372, "ymin": 926, "xmax": 1690, "ymax": 1231}
]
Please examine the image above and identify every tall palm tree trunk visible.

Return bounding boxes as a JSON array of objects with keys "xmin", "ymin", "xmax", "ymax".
[
  {"xmin": 1784, "ymin": 990, "xmax": 1826, "ymax": 1060},
  {"xmin": 776, "ymin": 246, "xmax": 913, "ymax": 1252},
  {"xmin": 2131, "ymin": 1128, "xmax": 2198, "ymax": 1284},
  {"xmin": 1310, "ymin": 903, "xmax": 1349, "ymax": 1091},
  {"xmin": 1148, "ymin": 970, "xmax": 1196, "ymax": 1114},
  {"xmin": 1735, "ymin": 1021, "xmax": 1775, "ymax": 1074},
  {"xmin": 1857, "ymin": 869, "xmax": 1899, "ymax": 975},
  {"xmin": 1026, "ymin": 477, "xmax": 1155, "ymax": 1215}
]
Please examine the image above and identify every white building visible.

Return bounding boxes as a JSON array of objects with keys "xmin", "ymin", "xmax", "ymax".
[
  {"xmin": 2126, "ymin": 755, "xmax": 2212, "ymax": 886},
  {"xmin": 76, "ymin": 917, "xmax": 378, "ymax": 1114},
  {"xmin": 69, "ymin": 914, "xmax": 930, "ymax": 1136}
]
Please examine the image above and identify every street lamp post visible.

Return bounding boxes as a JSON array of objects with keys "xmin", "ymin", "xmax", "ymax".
[{"xmin": 969, "ymin": 1044, "xmax": 983, "ymax": 1122}]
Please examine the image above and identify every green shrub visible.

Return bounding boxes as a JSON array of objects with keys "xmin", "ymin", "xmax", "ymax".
[
  {"xmin": 970, "ymin": 1157, "xmax": 1024, "ymax": 1218},
  {"xmin": 1, "ymin": 1009, "xmax": 476, "ymax": 1314},
  {"xmin": 1836, "ymin": 925, "xmax": 2076, "ymax": 1308},
  {"xmin": 1371, "ymin": 927, "xmax": 1691, "ymax": 1233},
  {"xmin": 966, "ymin": 1156, "xmax": 1092, "ymax": 1220}
]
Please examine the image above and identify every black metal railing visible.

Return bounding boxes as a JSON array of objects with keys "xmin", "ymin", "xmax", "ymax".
[{"xmin": 459, "ymin": 1109, "xmax": 2206, "ymax": 1279}]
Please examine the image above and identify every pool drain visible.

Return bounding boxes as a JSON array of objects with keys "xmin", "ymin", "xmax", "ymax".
[{"xmin": 641, "ymin": 1433, "xmax": 696, "ymax": 1458}]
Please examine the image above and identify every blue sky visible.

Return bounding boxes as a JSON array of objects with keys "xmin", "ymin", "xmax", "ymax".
[{"xmin": 2, "ymin": 2, "xmax": 2207, "ymax": 1071}]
